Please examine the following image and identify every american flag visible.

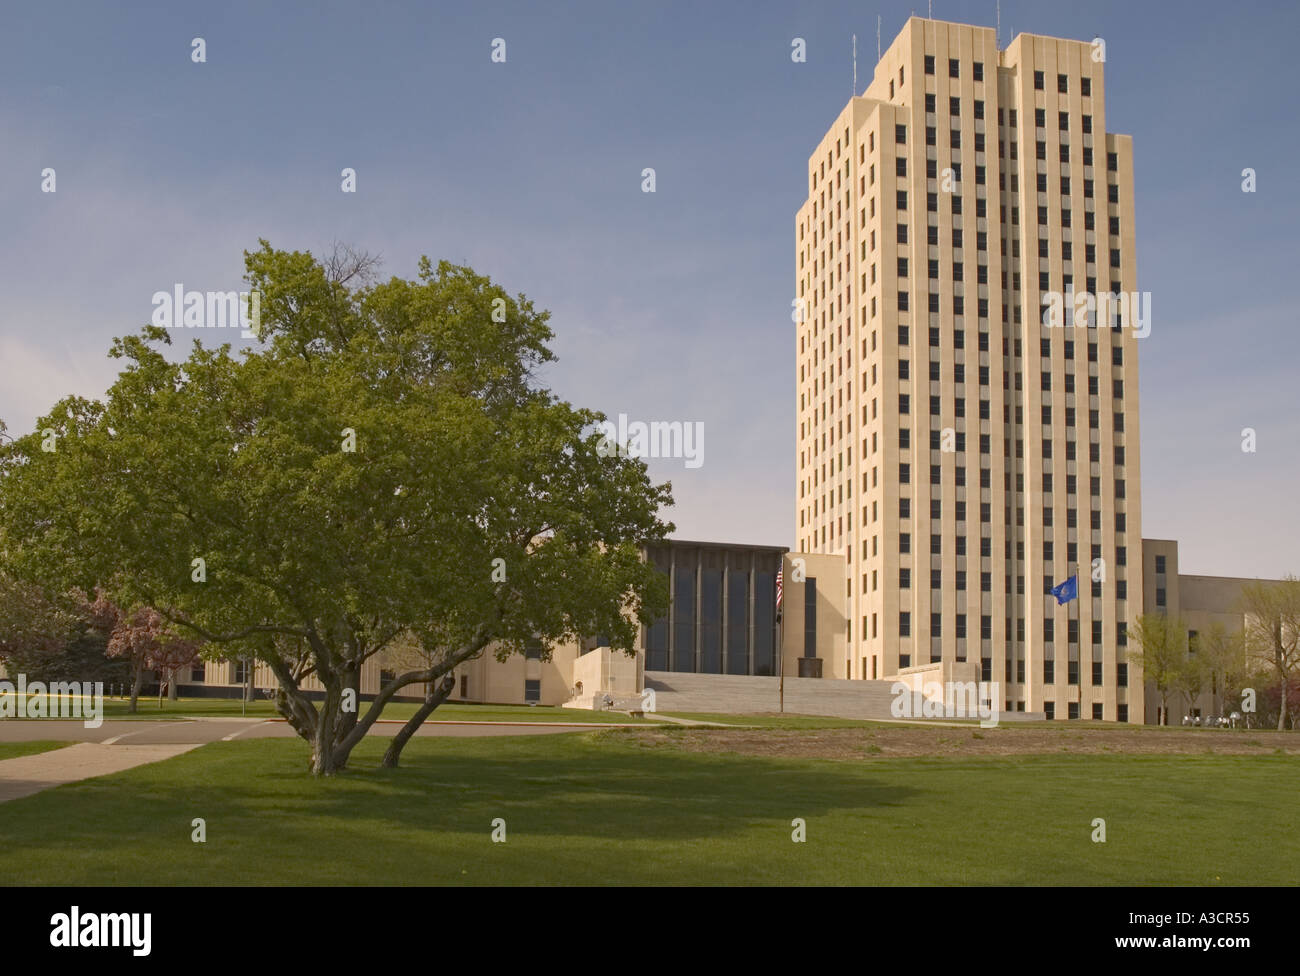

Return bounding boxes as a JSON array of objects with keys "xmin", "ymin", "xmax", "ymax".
[{"xmin": 775, "ymin": 568, "xmax": 783, "ymax": 610}]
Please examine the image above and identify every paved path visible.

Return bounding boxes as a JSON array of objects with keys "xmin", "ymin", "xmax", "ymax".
[
  {"xmin": 644, "ymin": 714, "xmax": 735, "ymax": 727},
  {"xmin": 0, "ymin": 718, "xmax": 634, "ymax": 745},
  {"xmin": 0, "ymin": 717, "xmax": 638, "ymax": 802},
  {"xmin": 0, "ymin": 742, "xmax": 201, "ymax": 803}
]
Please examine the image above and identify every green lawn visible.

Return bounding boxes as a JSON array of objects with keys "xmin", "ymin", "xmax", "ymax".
[
  {"xmin": 0, "ymin": 732, "xmax": 1294, "ymax": 885},
  {"xmin": 18, "ymin": 696, "xmax": 649, "ymax": 724},
  {"xmin": 0, "ymin": 741, "xmax": 71, "ymax": 761}
]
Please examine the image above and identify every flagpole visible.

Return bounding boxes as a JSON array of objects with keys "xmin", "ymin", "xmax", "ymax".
[
  {"xmin": 776, "ymin": 561, "xmax": 784, "ymax": 713},
  {"xmin": 1073, "ymin": 562, "xmax": 1078, "ymax": 700},
  {"xmin": 778, "ymin": 616, "xmax": 784, "ymax": 713}
]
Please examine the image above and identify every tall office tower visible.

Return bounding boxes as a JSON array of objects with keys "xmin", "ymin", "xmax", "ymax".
[{"xmin": 794, "ymin": 18, "xmax": 1144, "ymax": 721}]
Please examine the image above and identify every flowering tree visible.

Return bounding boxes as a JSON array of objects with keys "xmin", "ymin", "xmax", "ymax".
[{"xmin": 82, "ymin": 592, "xmax": 203, "ymax": 712}]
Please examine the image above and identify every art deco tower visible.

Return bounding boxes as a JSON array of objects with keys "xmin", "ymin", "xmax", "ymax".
[{"xmin": 794, "ymin": 18, "xmax": 1144, "ymax": 720}]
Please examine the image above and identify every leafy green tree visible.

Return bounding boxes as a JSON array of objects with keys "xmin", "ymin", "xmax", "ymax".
[
  {"xmin": 1127, "ymin": 612, "xmax": 1188, "ymax": 726},
  {"xmin": 0, "ymin": 243, "xmax": 672, "ymax": 773},
  {"xmin": 1176, "ymin": 646, "xmax": 1208, "ymax": 723}
]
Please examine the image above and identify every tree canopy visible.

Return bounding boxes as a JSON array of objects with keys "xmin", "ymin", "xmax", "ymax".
[{"xmin": 0, "ymin": 242, "xmax": 673, "ymax": 772}]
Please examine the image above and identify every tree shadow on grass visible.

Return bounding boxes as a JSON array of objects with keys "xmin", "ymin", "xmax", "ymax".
[{"xmin": 0, "ymin": 733, "xmax": 921, "ymax": 884}]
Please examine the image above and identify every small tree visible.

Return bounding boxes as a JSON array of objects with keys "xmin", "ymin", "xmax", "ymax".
[
  {"xmin": 1176, "ymin": 646, "xmax": 1207, "ymax": 724},
  {"xmin": 0, "ymin": 575, "xmax": 131, "ymax": 687},
  {"xmin": 1240, "ymin": 578, "xmax": 1300, "ymax": 731},
  {"xmin": 1127, "ymin": 612, "xmax": 1187, "ymax": 726},
  {"xmin": 1191, "ymin": 621, "xmax": 1247, "ymax": 721},
  {"xmin": 80, "ymin": 593, "xmax": 203, "ymax": 714},
  {"xmin": 0, "ymin": 573, "xmax": 78, "ymax": 663}
]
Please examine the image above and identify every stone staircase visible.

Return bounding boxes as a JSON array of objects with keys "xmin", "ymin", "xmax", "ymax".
[{"xmin": 644, "ymin": 671, "xmax": 901, "ymax": 721}]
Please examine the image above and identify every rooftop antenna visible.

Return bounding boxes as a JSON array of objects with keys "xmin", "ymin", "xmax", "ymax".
[
  {"xmin": 853, "ymin": 33, "xmax": 857, "ymax": 94},
  {"xmin": 996, "ymin": 0, "xmax": 1001, "ymax": 46},
  {"xmin": 929, "ymin": 1, "xmax": 933, "ymax": 16},
  {"xmin": 877, "ymin": 15, "xmax": 881, "ymax": 61}
]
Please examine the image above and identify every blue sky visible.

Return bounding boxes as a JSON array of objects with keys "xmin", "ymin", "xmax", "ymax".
[{"xmin": 2, "ymin": 0, "xmax": 1297, "ymax": 577}]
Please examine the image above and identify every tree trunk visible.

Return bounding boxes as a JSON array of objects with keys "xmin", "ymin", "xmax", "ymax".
[
  {"xmin": 311, "ymin": 724, "xmax": 343, "ymax": 775},
  {"xmin": 336, "ymin": 661, "xmax": 361, "ymax": 743},
  {"xmin": 308, "ymin": 680, "xmax": 365, "ymax": 775},
  {"xmin": 1279, "ymin": 678, "xmax": 1288, "ymax": 732},
  {"xmin": 128, "ymin": 659, "xmax": 144, "ymax": 714},
  {"xmin": 310, "ymin": 682, "xmax": 342, "ymax": 775},
  {"xmin": 381, "ymin": 675, "xmax": 456, "ymax": 768}
]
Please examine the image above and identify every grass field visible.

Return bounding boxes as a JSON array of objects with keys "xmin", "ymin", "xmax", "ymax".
[
  {"xmin": 0, "ymin": 728, "xmax": 1295, "ymax": 885},
  {"xmin": 0, "ymin": 741, "xmax": 71, "ymax": 761}
]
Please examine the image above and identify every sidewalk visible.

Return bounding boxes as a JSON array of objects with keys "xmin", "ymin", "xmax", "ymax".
[{"xmin": 0, "ymin": 742, "xmax": 200, "ymax": 803}]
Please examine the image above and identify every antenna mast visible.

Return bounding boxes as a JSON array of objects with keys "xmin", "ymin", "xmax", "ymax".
[{"xmin": 853, "ymin": 34, "xmax": 857, "ymax": 94}]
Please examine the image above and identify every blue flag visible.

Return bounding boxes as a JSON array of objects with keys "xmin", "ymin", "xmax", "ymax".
[{"xmin": 1051, "ymin": 575, "xmax": 1078, "ymax": 605}]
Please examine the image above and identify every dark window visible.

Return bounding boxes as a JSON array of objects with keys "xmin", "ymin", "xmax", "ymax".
[
  {"xmin": 803, "ymin": 577, "xmax": 818, "ymax": 659},
  {"xmin": 754, "ymin": 571, "xmax": 775, "ymax": 675},
  {"xmin": 700, "ymin": 569, "xmax": 722, "ymax": 673},
  {"xmin": 646, "ymin": 591, "xmax": 669, "ymax": 670},
  {"xmin": 673, "ymin": 566, "xmax": 695, "ymax": 671}
]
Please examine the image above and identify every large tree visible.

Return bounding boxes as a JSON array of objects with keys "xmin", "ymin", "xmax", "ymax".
[{"xmin": 0, "ymin": 243, "xmax": 672, "ymax": 773}]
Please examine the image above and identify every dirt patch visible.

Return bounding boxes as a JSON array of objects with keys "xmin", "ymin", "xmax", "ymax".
[{"xmin": 605, "ymin": 725, "xmax": 1300, "ymax": 761}]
